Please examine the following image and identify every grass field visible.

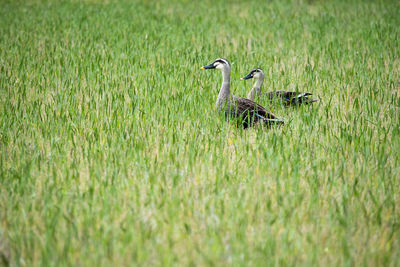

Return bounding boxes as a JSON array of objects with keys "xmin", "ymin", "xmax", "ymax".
[{"xmin": 1, "ymin": 0, "xmax": 400, "ymax": 265}]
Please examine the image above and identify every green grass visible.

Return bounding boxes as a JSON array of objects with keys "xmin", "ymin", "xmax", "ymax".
[{"xmin": 1, "ymin": 0, "xmax": 399, "ymax": 265}]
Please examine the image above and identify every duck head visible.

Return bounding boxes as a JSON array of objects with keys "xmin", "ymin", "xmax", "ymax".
[
  {"xmin": 241, "ymin": 68, "xmax": 264, "ymax": 80},
  {"xmin": 201, "ymin": 58, "xmax": 231, "ymax": 72}
]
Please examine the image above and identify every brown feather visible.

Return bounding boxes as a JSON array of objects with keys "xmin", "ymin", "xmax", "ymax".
[
  {"xmin": 266, "ymin": 91, "xmax": 318, "ymax": 107},
  {"xmin": 225, "ymin": 96, "xmax": 283, "ymax": 129}
]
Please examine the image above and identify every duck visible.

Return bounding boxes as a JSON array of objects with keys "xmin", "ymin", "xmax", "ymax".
[
  {"xmin": 201, "ymin": 58, "xmax": 284, "ymax": 129},
  {"xmin": 241, "ymin": 68, "xmax": 319, "ymax": 106}
]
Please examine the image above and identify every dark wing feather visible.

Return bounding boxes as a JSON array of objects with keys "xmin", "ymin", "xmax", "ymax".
[
  {"xmin": 266, "ymin": 91, "xmax": 317, "ymax": 106},
  {"xmin": 234, "ymin": 97, "xmax": 279, "ymax": 119},
  {"xmin": 229, "ymin": 97, "xmax": 283, "ymax": 128},
  {"xmin": 267, "ymin": 91, "xmax": 311, "ymax": 99}
]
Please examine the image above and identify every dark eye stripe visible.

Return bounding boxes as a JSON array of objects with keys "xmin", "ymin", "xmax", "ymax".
[{"xmin": 251, "ymin": 68, "xmax": 263, "ymax": 73}]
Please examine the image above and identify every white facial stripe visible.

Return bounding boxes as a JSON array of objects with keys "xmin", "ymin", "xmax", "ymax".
[
  {"xmin": 214, "ymin": 58, "xmax": 230, "ymax": 67},
  {"xmin": 219, "ymin": 59, "xmax": 228, "ymax": 65}
]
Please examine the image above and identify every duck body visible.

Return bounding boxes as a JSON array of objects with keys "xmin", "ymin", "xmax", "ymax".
[
  {"xmin": 221, "ymin": 95, "xmax": 283, "ymax": 129},
  {"xmin": 242, "ymin": 68, "xmax": 319, "ymax": 107},
  {"xmin": 202, "ymin": 58, "xmax": 284, "ymax": 129},
  {"xmin": 266, "ymin": 90, "xmax": 319, "ymax": 107}
]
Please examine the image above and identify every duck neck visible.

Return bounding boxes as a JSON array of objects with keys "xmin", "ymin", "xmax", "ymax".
[
  {"xmin": 216, "ymin": 68, "xmax": 231, "ymax": 109},
  {"xmin": 247, "ymin": 75, "xmax": 264, "ymax": 101}
]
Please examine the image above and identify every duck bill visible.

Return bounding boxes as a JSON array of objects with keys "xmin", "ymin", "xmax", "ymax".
[
  {"xmin": 201, "ymin": 63, "xmax": 216, "ymax": 70},
  {"xmin": 240, "ymin": 73, "xmax": 253, "ymax": 80}
]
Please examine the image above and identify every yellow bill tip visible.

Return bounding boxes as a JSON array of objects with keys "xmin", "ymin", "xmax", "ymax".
[
  {"xmin": 200, "ymin": 67, "xmax": 205, "ymax": 70},
  {"xmin": 240, "ymin": 78, "xmax": 244, "ymax": 80}
]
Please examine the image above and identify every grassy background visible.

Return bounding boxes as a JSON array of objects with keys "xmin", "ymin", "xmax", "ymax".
[{"xmin": 1, "ymin": 0, "xmax": 399, "ymax": 265}]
